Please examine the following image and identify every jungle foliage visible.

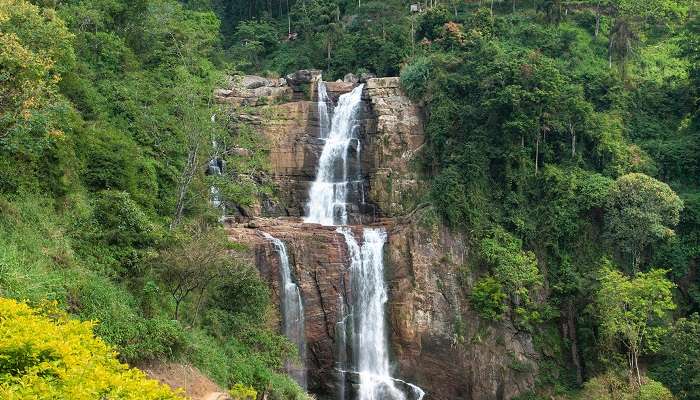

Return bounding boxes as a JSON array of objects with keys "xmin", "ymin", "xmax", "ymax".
[
  {"xmin": 2, "ymin": 0, "xmax": 700, "ymax": 399},
  {"xmin": 0, "ymin": 0, "xmax": 305, "ymax": 398}
]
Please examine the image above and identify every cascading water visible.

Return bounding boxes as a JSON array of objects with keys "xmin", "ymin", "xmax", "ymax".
[
  {"xmin": 317, "ymin": 79, "xmax": 331, "ymax": 139},
  {"xmin": 304, "ymin": 82, "xmax": 364, "ymax": 226},
  {"xmin": 262, "ymin": 232, "xmax": 307, "ymax": 389},
  {"xmin": 303, "ymin": 79, "xmax": 424, "ymax": 399},
  {"xmin": 339, "ymin": 228, "xmax": 407, "ymax": 400},
  {"xmin": 206, "ymin": 140, "xmax": 226, "ymax": 221},
  {"xmin": 335, "ymin": 293, "xmax": 348, "ymax": 400}
]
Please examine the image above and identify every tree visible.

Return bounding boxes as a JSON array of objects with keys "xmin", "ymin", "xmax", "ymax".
[
  {"xmin": 470, "ymin": 276, "xmax": 508, "ymax": 321},
  {"xmin": 479, "ymin": 226, "xmax": 543, "ymax": 327},
  {"xmin": 652, "ymin": 314, "xmax": 700, "ymax": 399},
  {"xmin": 595, "ymin": 265, "xmax": 676, "ymax": 387},
  {"xmin": 607, "ymin": 0, "xmax": 689, "ymax": 73},
  {"xmin": 0, "ymin": 0, "xmax": 75, "ymax": 139},
  {"xmin": 604, "ymin": 173, "xmax": 683, "ymax": 271},
  {"xmin": 234, "ymin": 19, "xmax": 279, "ymax": 70},
  {"xmin": 156, "ymin": 223, "xmax": 236, "ymax": 321}
]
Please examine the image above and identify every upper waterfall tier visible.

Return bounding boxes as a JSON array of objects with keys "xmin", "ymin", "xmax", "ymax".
[{"xmin": 304, "ymin": 83, "xmax": 365, "ymax": 226}]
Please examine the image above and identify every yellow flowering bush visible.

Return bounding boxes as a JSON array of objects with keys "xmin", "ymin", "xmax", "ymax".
[
  {"xmin": 0, "ymin": 298, "xmax": 185, "ymax": 400},
  {"xmin": 229, "ymin": 383, "xmax": 257, "ymax": 400}
]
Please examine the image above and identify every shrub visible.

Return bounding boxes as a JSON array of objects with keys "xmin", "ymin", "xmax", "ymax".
[
  {"xmin": 470, "ymin": 276, "xmax": 507, "ymax": 321},
  {"xmin": 229, "ymin": 383, "xmax": 257, "ymax": 400},
  {"xmin": 79, "ymin": 128, "xmax": 141, "ymax": 193},
  {"xmin": 0, "ymin": 298, "xmax": 185, "ymax": 399},
  {"xmin": 92, "ymin": 190, "xmax": 161, "ymax": 248},
  {"xmin": 400, "ymin": 56, "xmax": 432, "ymax": 100},
  {"xmin": 71, "ymin": 274, "xmax": 185, "ymax": 364},
  {"xmin": 577, "ymin": 371, "xmax": 675, "ymax": 400},
  {"xmin": 639, "ymin": 379, "xmax": 674, "ymax": 400}
]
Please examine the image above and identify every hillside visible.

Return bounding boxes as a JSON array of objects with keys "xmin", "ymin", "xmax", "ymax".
[{"xmin": 1, "ymin": 0, "xmax": 699, "ymax": 399}]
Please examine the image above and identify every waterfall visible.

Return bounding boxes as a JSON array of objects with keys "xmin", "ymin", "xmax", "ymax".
[
  {"xmin": 304, "ymin": 83, "xmax": 365, "ymax": 226},
  {"xmin": 318, "ymin": 79, "xmax": 331, "ymax": 139},
  {"xmin": 304, "ymin": 80, "xmax": 424, "ymax": 400},
  {"xmin": 339, "ymin": 228, "xmax": 406, "ymax": 400},
  {"xmin": 335, "ymin": 293, "xmax": 348, "ymax": 400},
  {"xmin": 207, "ymin": 135, "xmax": 226, "ymax": 220},
  {"xmin": 262, "ymin": 232, "xmax": 307, "ymax": 389}
]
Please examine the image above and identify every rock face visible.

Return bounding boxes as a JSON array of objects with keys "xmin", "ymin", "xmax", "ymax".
[
  {"xmin": 386, "ymin": 222, "xmax": 538, "ymax": 400},
  {"xmin": 215, "ymin": 74, "xmax": 424, "ymax": 220},
  {"xmin": 363, "ymin": 77, "xmax": 425, "ymax": 217},
  {"xmin": 218, "ymin": 72, "xmax": 538, "ymax": 399},
  {"xmin": 226, "ymin": 218, "xmax": 352, "ymax": 398}
]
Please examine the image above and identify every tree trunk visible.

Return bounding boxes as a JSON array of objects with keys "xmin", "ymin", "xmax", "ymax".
[
  {"xmin": 192, "ymin": 286, "xmax": 207, "ymax": 325},
  {"xmin": 171, "ymin": 143, "xmax": 199, "ymax": 230},
  {"xmin": 287, "ymin": 0, "xmax": 291, "ymax": 35},
  {"xmin": 570, "ymin": 122, "xmax": 576, "ymax": 157},
  {"xmin": 535, "ymin": 131, "xmax": 540, "ymax": 175},
  {"xmin": 595, "ymin": 1, "xmax": 601, "ymax": 37},
  {"xmin": 567, "ymin": 300, "xmax": 583, "ymax": 385},
  {"xmin": 633, "ymin": 348, "xmax": 642, "ymax": 388},
  {"xmin": 327, "ymin": 41, "xmax": 331, "ymax": 70}
]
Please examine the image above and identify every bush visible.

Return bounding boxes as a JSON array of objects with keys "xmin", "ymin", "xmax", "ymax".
[
  {"xmin": 92, "ymin": 190, "xmax": 161, "ymax": 249},
  {"xmin": 652, "ymin": 313, "xmax": 700, "ymax": 399},
  {"xmin": 639, "ymin": 379, "xmax": 674, "ymax": 400},
  {"xmin": 72, "ymin": 274, "xmax": 185, "ymax": 363},
  {"xmin": 577, "ymin": 372, "xmax": 675, "ymax": 400},
  {"xmin": 400, "ymin": 56, "xmax": 432, "ymax": 100},
  {"xmin": 470, "ymin": 276, "xmax": 507, "ymax": 321},
  {"xmin": 229, "ymin": 383, "xmax": 257, "ymax": 400},
  {"xmin": 79, "ymin": 128, "xmax": 141, "ymax": 193},
  {"xmin": 0, "ymin": 298, "xmax": 185, "ymax": 399}
]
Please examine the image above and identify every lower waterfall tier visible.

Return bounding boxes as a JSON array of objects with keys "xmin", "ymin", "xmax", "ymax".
[{"xmin": 225, "ymin": 217, "xmax": 538, "ymax": 400}]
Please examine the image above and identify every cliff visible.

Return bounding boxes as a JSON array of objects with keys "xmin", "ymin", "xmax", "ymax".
[{"xmin": 217, "ymin": 72, "xmax": 538, "ymax": 400}]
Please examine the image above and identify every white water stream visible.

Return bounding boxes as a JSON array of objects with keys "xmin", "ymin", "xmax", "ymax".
[
  {"xmin": 303, "ymin": 79, "xmax": 424, "ymax": 400},
  {"xmin": 262, "ymin": 232, "xmax": 307, "ymax": 389},
  {"xmin": 339, "ymin": 228, "xmax": 409, "ymax": 400},
  {"xmin": 304, "ymin": 82, "xmax": 364, "ymax": 226}
]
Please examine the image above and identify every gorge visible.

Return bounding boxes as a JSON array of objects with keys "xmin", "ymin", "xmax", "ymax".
[{"xmin": 219, "ymin": 71, "xmax": 538, "ymax": 400}]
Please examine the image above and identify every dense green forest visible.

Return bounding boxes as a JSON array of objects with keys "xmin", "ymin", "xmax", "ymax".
[{"xmin": 1, "ymin": 0, "xmax": 699, "ymax": 399}]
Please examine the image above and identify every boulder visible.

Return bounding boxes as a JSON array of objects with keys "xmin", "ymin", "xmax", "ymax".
[
  {"xmin": 285, "ymin": 69, "xmax": 322, "ymax": 87},
  {"xmin": 241, "ymin": 75, "xmax": 270, "ymax": 89},
  {"xmin": 343, "ymin": 73, "xmax": 359, "ymax": 84},
  {"xmin": 359, "ymin": 72, "xmax": 377, "ymax": 83}
]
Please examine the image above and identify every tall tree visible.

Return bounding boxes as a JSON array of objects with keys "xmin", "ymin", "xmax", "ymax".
[
  {"xmin": 605, "ymin": 173, "xmax": 683, "ymax": 271},
  {"xmin": 595, "ymin": 265, "xmax": 676, "ymax": 387}
]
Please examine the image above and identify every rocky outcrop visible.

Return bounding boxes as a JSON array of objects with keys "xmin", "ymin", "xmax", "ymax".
[
  {"xmin": 363, "ymin": 77, "xmax": 425, "ymax": 217},
  {"xmin": 386, "ymin": 221, "xmax": 538, "ymax": 400},
  {"xmin": 215, "ymin": 75, "xmax": 292, "ymax": 107},
  {"xmin": 215, "ymin": 74, "xmax": 424, "ymax": 221},
  {"xmin": 225, "ymin": 218, "xmax": 352, "ymax": 398},
  {"xmin": 218, "ymin": 72, "xmax": 538, "ymax": 399}
]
